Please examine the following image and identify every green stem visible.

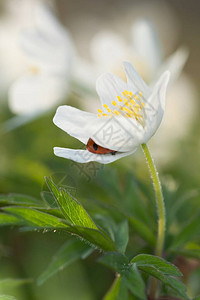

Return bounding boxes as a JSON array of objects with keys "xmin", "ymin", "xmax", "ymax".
[{"xmin": 141, "ymin": 143, "xmax": 166, "ymax": 299}]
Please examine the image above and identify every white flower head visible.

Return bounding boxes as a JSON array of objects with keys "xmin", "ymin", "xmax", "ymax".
[
  {"xmin": 53, "ymin": 62, "xmax": 170, "ymax": 164},
  {"xmin": 8, "ymin": 2, "xmax": 74, "ymax": 115}
]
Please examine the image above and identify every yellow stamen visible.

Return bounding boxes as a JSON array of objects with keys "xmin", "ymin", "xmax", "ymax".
[
  {"xmin": 114, "ymin": 110, "xmax": 121, "ymax": 115},
  {"xmin": 102, "ymin": 113, "xmax": 107, "ymax": 116},
  {"xmin": 103, "ymin": 104, "xmax": 108, "ymax": 108},
  {"xmin": 126, "ymin": 113, "xmax": 131, "ymax": 118},
  {"xmin": 117, "ymin": 96, "xmax": 123, "ymax": 102},
  {"xmin": 134, "ymin": 95, "xmax": 139, "ymax": 100},
  {"xmin": 130, "ymin": 99, "xmax": 136, "ymax": 105},
  {"xmin": 128, "ymin": 91, "xmax": 133, "ymax": 96},
  {"xmin": 107, "ymin": 107, "xmax": 111, "ymax": 113},
  {"xmin": 124, "ymin": 90, "xmax": 129, "ymax": 95},
  {"xmin": 141, "ymin": 102, "xmax": 145, "ymax": 107},
  {"xmin": 139, "ymin": 91, "xmax": 143, "ymax": 97},
  {"xmin": 124, "ymin": 98, "xmax": 129, "ymax": 105},
  {"xmin": 112, "ymin": 101, "xmax": 117, "ymax": 106},
  {"xmin": 97, "ymin": 114, "xmax": 101, "ymax": 118},
  {"xmin": 97, "ymin": 109, "xmax": 102, "ymax": 113},
  {"xmin": 122, "ymin": 92, "xmax": 126, "ymax": 97}
]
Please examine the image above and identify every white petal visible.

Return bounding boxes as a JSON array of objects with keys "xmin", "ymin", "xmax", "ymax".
[
  {"xmin": 8, "ymin": 74, "xmax": 67, "ymax": 115},
  {"xmin": 123, "ymin": 62, "xmax": 151, "ymax": 98},
  {"xmin": 53, "ymin": 105, "xmax": 144, "ymax": 152},
  {"xmin": 90, "ymin": 30, "xmax": 130, "ymax": 66},
  {"xmin": 131, "ymin": 19, "xmax": 162, "ymax": 76},
  {"xmin": 54, "ymin": 147, "xmax": 137, "ymax": 164},
  {"xmin": 53, "ymin": 105, "xmax": 98, "ymax": 144},
  {"xmin": 96, "ymin": 72, "xmax": 128, "ymax": 110},
  {"xmin": 143, "ymin": 71, "xmax": 170, "ymax": 142},
  {"xmin": 34, "ymin": 3, "xmax": 67, "ymax": 40},
  {"xmin": 157, "ymin": 47, "xmax": 189, "ymax": 84},
  {"xmin": 20, "ymin": 4, "xmax": 74, "ymax": 75}
]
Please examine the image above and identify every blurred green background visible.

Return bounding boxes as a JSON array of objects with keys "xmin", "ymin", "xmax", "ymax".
[{"xmin": 0, "ymin": 0, "xmax": 199, "ymax": 299}]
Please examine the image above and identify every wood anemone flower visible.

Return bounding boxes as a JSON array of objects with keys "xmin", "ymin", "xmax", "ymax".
[{"xmin": 53, "ymin": 62, "xmax": 170, "ymax": 164}]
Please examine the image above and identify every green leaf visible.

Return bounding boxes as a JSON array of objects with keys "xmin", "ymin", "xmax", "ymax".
[
  {"xmin": 114, "ymin": 220, "xmax": 129, "ymax": 254},
  {"xmin": 40, "ymin": 191, "xmax": 58, "ymax": 208},
  {"xmin": 0, "ymin": 278, "xmax": 31, "ymax": 293},
  {"xmin": 128, "ymin": 217, "xmax": 156, "ymax": 247},
  {"xmin": 193, "ymin": 297, "xmax": 200, "ymax": 300},
  {"xmin": 59, "ymin": 189, "xmax": 99, "ymax": 229},
  {"xmin": 99, "ymin": 253, "xmax": 146, "ymax": 300},
  {"xmin": 3, "ymin": 207, "xmax": 68, "ymax": 229},
  {"xmin": 37, "ymin": 239, "xmax": 93, "ymax": 285},
  {"xmin": 122, "ymin": 264, "xmax": 146, "ymax": 300},
  {"xmin": 138, "ymin": 265, "xmax": 189, "ymax": 299},
  {"xmin": 66, "ymin": 226, "xmax": 117, "ymax": 252},
  {"xmin": 103, "ymin": 276, "xmax": 128, "ymax": 300},
  {"xmin": 46, "ymin": 177, "xmax": 117, "ymax": 251},
  {"xmin": 0, "ymin": 213, "xmax": 22, "ymax": 226},
  {"xmin": 99, "ymin": 252, "xmax": 129, "ymax": 273},
  {"xmin": 170, "ymin": 215, "xmax": 200, "ymax": 249},
  {"xmin": 0, "ymin": 194, "xmax": 43, "ymax": 207},
  {"xmin": 131, "ymin": 254, "xmax": 182, "ymax": 276},
  {"xmin": 45, "ymin": 177, "xmax": 60, "ymax": 200},
  {"xmin": 46, "ymin": 177, "xmax": 98, "ymax": 229},
  {"xmin": 3, "ymin": 207, "xmax": 116, "ymax": 251}
]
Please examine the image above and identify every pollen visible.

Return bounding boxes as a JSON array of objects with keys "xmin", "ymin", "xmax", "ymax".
[
  {"xmin": 114, "ymin": 110, "xmax": 121, "ymax": 115},
  {"xmin": 117, "ymin": 96, "xmax": 123, "ymax": 102},
  {"xmin": 96, "ymin": 89, "xmax": 145, "ymax": 125}
]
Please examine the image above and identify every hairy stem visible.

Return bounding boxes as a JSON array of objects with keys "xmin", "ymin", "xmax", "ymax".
[{"xmin": 141, "ymin": 143, "xmax": 166, "ymax": 299}]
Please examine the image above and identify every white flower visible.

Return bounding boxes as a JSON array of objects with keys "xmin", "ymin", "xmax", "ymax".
[
  {"xmin": 53, "ymin": 62, "xmax": 170, "ymax": 164},
  {"xmin": 74, "ymin": 19, "xmax": 196, "ymax": 164},
  {"xmin": 8, "ymin": 2, "xmax": 74, "ymax": 115}
]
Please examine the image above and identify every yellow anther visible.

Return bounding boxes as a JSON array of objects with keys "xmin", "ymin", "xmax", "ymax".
[
  {"xmin": 126, "ymin": 113, "xmax": 131, "ymax": 118},
  {"xmin": 128, "ymin": 91, "xmax": 133, "ymax": 97},
  {"xmin": 117, "ymin": 96, "xmax": 123, "ymax": 102},
  {"xmin": 134, "ymin": 107, "xmax": 140, "ymax": 113},
  {"xmin": 97, "ymin": 109, "xmax": 102, "ymax": 113},
  {"xmin": 139, "ymin": 92, "xmax": 143, "ymax": 97},
  {"xmin": 124, "ymin": 90, "xmax": 129, "ymax": 95},
  {"xmin": 97, "ymin": 114, "xmax": 101, "ymax": 118},
  {"xmin": 112, "ymin": 101, "xmax": 117, "ymax": 106},
  {"xmin": 122, "ymin": 92, "xmax": 126, "ymax": 97},
  {"xmin": 141, "ymin": 102, "xmax": 145, "ymax": 107},
  {"xmin": 124, "ymin": 98, "xmax": 129, "ymax": 105},
  {"xmin": 103, "ymin": 104, "xmax": 108, "ymax": 108},
  {"xmin": 123, "ymin": 107, "xmax": 129, "ymax": 113},
  {"xmin": 107, "ymin": 107, "xmax": 111, "ymax": 113},
  {"xmin": 109, "ymin": 114, "xmax": 113, "ymax": 118},
  {"xmin": 119, "ymin": 105, "xmax": 123, "ymax": 110},
  {"xmin": 114, "ymin": 110, "xmax": 121, "ymax": 115},
  {"xmin": 130, "ymin": 99, "xmax": 136, "ymax": 105},
  {"xmin": 134, "ymin": 95, "xmax": 139, "ymax": 100},
  {"xmin": 102, "ymin": 113, "xmax": 108, "ymax": 116},
  {"xmin": 135, "ymin": 104, "xmax": 141, "ymax": 108}
]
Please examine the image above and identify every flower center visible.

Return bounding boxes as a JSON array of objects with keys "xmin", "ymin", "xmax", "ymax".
[
  {"xmin": 29, "ymin": 65, "xmax": 40, "ymax": 75},
  {"xmin": 97, "ymin": 90, "xmax": 145, "ymax": 125}
]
